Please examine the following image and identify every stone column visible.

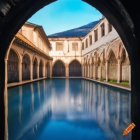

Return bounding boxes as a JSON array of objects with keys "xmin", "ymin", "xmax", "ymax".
[
  {"xmin": 50, "ymin": 62, "xmax": 53, "ymax": 78},
  {"xmin": 93, "ymin": 64, "xmax": 97, "ymax": 79},
  {"xmin": 19, "ymin": 60, "xmax": 22, "ymax": 82},
  {"xmin": 43, "ymin": 62, "xmax": 45, "ymax": 78},
  {"xmin": 92, "ymin": 64, "xmax": 94, "ymax": 79},
  {"xmin": 30, "ymin": 60, "xmax": 33, "ymax": 81},
  {"xmin": 90, "ymin": 64, "xmax": 93, "ymax": 79},
  {"xmin": 117, "ymin": 59, "xmax": 121, "ymax": 83},
  {"xmin": 85, "ymin": 65, "xmax": 87, "ymax": 77},
  {"xmin": 83, "ymin": 65, "xmax": 85, "ymax": 77},
  {"xmin": 37, "ymin": 63, "xmax": 39, "ymax": 79},
  {"xmin": 66, "ymin": 65, "xmax": 69, "ymax": 78},
  {"xmin": 105, "ymin": 60, "xmax": 109, "ymax": 82},
  {"xmin": 99, "ymin": 64, "xmax": 102, "ymax": 80},
  {"xmin": 82, "ymin": 65, "xmax": 84, "ymax": 77}
]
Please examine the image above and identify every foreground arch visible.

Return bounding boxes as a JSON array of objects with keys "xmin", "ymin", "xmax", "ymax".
[
  {"xmin": 69, "ymin": 60, "xmax": 82, "ymax": 77},
  {"xmin": 0, "ymin": 0, "xmax": 140, "ymax": 139},
  {"xmin": 52, "ymin": 60, "xmax": 65, "ymax": 77},
  {"xmin": 7, "ymin": 50, "xmax": 19, "ymax": 83},
  {"xmin": 33, "ymin": 58, "xmax": 38, "ymax": 79},
  {"xmin": 22, "ymin": 54, "xmax": 30, "ymax": 81}
]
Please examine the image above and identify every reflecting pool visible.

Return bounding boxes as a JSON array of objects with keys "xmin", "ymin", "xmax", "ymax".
[{"xmin": 8, "ymin": 78, "xmax": 131, "ymax": 140}]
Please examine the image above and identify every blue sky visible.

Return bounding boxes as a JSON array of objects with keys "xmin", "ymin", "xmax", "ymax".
[{"xmin": 28, "ymin": 0, "xmax": 102, "ymax": 35}]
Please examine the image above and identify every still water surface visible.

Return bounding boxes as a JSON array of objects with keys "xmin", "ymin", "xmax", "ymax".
[{"xmin": 8, "ymin": 78, "xmax": 131, "ymax": 140}]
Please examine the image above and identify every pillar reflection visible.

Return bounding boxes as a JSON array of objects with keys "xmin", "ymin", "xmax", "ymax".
[{"xmin": 8, "ymin": 79, "xmax": 131, "ymax": 140}]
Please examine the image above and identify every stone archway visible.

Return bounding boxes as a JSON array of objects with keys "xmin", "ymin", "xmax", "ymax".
[
  {"xmin": 69, "ymin": 60, "xmax": 82, "ymax": 77},
  {"xmin": 33, "ymin": 58, "xmax": 38, "ymax": 79},
  {"xmin": 52, "ymin": 60, "xmax": 65, "ymax": 77},
  {"xmin": 7, "ymin": 49, "xmax": 19, "ymax": 83},
  {"xmin": 39, "ymin": 60, "xmax": 43, "ymax": 78},
  {"xmin": 108, "ymin": 51, "xmax": 117, "ymax": 81},
  {"xmin": 121, "ymin": 49, "xmax": 130, "ymax": 82},
  {"xmin": 22, "ymin": 54, "xmax": 30, "ymax": 81},
  {"xmin": 97, "ymin": 58, "xmax": 101, "ymax": 79}
]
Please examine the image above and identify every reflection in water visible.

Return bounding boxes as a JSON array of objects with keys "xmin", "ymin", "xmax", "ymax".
[{"xmin": 8, "ymin": 79, "xmax": 131, "ymax": 140}]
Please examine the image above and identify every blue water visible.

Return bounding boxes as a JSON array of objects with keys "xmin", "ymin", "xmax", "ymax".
[{"xmin": 8, "ymin": 78, "xmax": 131, "ymax": 140}]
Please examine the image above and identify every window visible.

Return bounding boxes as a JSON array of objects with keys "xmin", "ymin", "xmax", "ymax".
[
  {"xmin": 108, "ymin": 23, "xmax": 112, "ymax": 33},
  {"xmin": 94, "ymin": 29, "xmax": 98, "ymax": 42},
  {"xmin": 89, "ymin": 35, "xmax": 92, "ymax": 45},
  {"xmin": 56, "ymin": 42, "xmax": 64, "ymax": 51},
  {"xmin": 101, "ymin": 23, "xmax": 105, "ymax": 37},
  {"xmin": 86, "ymin": 39, "xmax": 88, "ymax": 48},
  {"xmin": 82, "ymin": 42, "xmax": 84, "ymax": 50},
  {"xmin": 72, "ymin": 43, "xmax": 78, "ymax": 51}
]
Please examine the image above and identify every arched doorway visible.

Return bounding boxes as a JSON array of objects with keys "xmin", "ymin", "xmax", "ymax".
[
  {"xmin": 52, "ymin": 60, "xmax": 65, "ymax": 77},
  {"xmin": 46, "ymin": 62, "xmax": 50, "ymax": 78},
  {"xmin": 22, "ymin": 54, "xmax": 30, "ymax": 81},
  {"xmin": 108, "ymin": 51, "xmax": 117, "ymax": 81},
  {"xmin": 69, "ymin": 60, "xmax": 82, "ymax": 77},
  {"xmin": 33, "ymin": 58, "xmax": 38, "ymax": 79},
  {"xmin": 7, "ymin": 50, "xmax": 19, "ymax": 83},
  {"xmin": 39, "ymin": 60, "xmax": 43, "ymax": 78}
]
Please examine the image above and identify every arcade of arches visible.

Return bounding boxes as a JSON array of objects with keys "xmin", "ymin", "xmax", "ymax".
[{"xmin": 6, "ymin": 17, "xmax": 130, "ymax": 87}]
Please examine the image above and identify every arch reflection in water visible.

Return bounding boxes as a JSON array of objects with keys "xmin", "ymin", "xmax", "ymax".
[{"xmin": 8, "ymin": 79, "xmax": 131, "ymax": 140}]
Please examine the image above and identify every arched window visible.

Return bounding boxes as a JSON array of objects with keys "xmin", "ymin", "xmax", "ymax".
[
  {"xmin": 94, "ymin": 29, "xmax": 98, "ymax": 42},
  {"xmin": 101, "ymin": 23, "xmax": 105, "ymax": 37},
  {"xmin": 86, "ymin": 39, "xmax": 88, "ymax": 48},
  {"xmin": 89, "ymin": 35, "xmax": 92, "ymax": 45}
]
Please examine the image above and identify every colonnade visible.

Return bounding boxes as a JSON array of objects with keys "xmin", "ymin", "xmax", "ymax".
[
  {"xmin": 6, "ymin": 49, "xmax": 52, "ymax": 84},
  {"xmin": 82, "ymin": 43, "xmax": 131, "ymax": 84}
]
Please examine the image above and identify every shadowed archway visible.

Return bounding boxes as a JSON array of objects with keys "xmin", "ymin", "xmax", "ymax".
[
  {"xmin": 39, "ymin": 60, "xmax": 43, "ymax": 78},
  {"xmin": 69, "ymin": 60, "xmax": 82, "ymax": 77},
  {"xmin": 33, "ymin": 58, "xmax": 38, "ymax": 79},
  {"xmin": 46, "ymin": 62, "xmax": 50, "ymax": 78},
  {"xmin": 108, "ymin": 51, "xmax": 117, "ymax": 81},
  {"xmin": 7, "ymin": 50, "xmax": 19, "ymax": 83},
  {"xmin": 22, "ymin": 54, "xmax": 30, "ymax": 81},
  {"xmin": 53, "ymin": 60, "xmax": 65, "ymax": 77}
]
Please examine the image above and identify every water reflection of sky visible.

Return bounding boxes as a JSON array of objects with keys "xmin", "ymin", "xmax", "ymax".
[{"xmin": 8, "ymin": 78, "xmax": 131, "ymax": 140}]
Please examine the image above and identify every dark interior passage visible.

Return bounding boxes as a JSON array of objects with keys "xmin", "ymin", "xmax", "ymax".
[
  {"xmin": 39, "ymin": 60, "xmax": 43, "ymax": 78},
  {"xmin": 33, "ymin": 58, "xmax": 38, "ymax": 79},
  {"xmin": 46, "ymin": 62, "xmax": 50, "ymax": 78},
  {"xmin": 53, "ymin": 60, "xmax": 65, "ymax": 77},
  {"xmin": 69, "ymin": 60, "xmax": 82, "ymax": 76},
  {"xmin": 22, "ymin": 54, "xmax": 30, "ymax": 81},
  {"xmin": 8, "ymin": 50, "xmax": 19, "ymax": 83}
]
